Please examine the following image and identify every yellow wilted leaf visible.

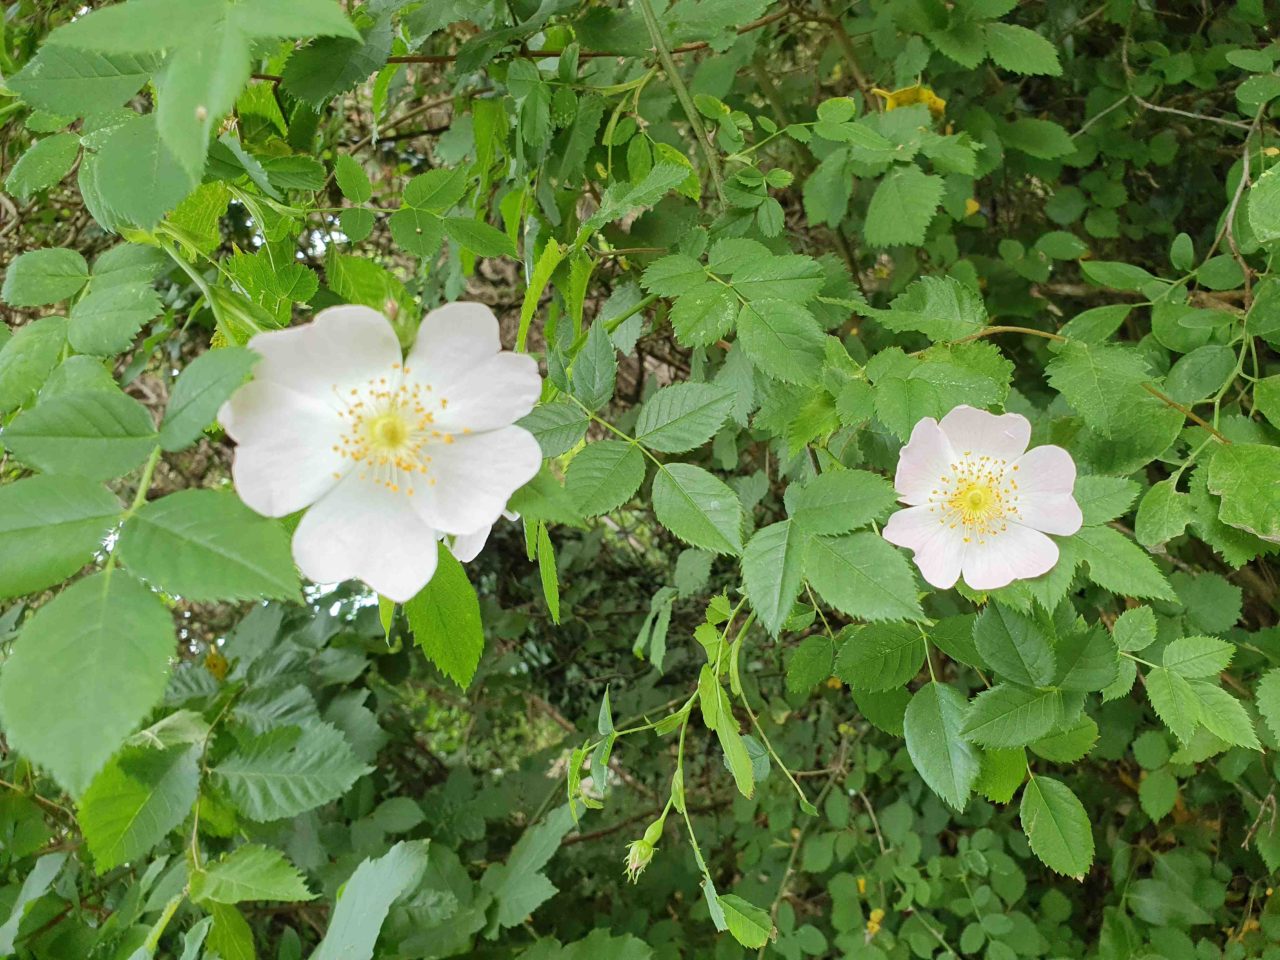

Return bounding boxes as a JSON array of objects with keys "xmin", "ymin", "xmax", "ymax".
[
  {"xmin": 872, "ymin": 84, "xmax": 946, "ymax": 120},
  {"xmin": 965, "ymin": 198, "xmax": 981, "ymax": 217}
]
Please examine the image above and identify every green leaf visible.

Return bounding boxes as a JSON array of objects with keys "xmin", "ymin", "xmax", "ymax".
[
  {"xmin": 68, "ymin": 282, "xmax": 163, "ymax": 356},
  {"xmin": 975, "ymin": 747, "xmax": 1027, "ymax": 804},
  {"xmin": 0, "ymin": 475, "xmax": 121, "ymax": 600},
  {"xmin": 1134, "ymin": 479, "xmax": 1193, "ymax": 548},
  {"xmin": 634, "ymin": 383, "xmax": 734, "ymax": 453},
  {"xmin": 444, "ymin": 216, "xmax": 518, "ymax": 258},
  {"xmin": 984, "ymin": 22, "xmax": 1062, "ymax": 76},
  {"xmin": 1074, "ymin": 525, "xmax": 1175, "ymax": 600},
  {"xmin": 863, "ymin": 165, "xmax": 944, "ymax": 247},
  {"xmin": 537, "ymin": 523, "xmax": 560, "ymax": 624},
  {"xmin": 0, "ymin": 571, "xmax": 174, "ymax": 795},
  {"xmin": 1074, "ymin": 475, "xmax": 1140, "ymax": 526},
  {"xmin": 857, "ymin": 275, "xmax": 987, "ymax": 341},
  {"xmin": 1113, "ymin": 605, "xmax": 1157, "ymax": 652},
  {"xmin": 311, "ymin": 842, "xmax": 430, "ymax": 960},
  {"xmin": 207, "ymin": 903, "xmax": 255, "ymax": 960},
  {"xmin": 1249, "ymin": 164, "xmax": 1280, "ymax": 243},
  {"xmin": 1145, "ymin": 667, "xmax": 1201, "ymax": 745},
  {"xmin": 806, "ymin": 532, "xmax": 924, "ymax": 622},
  {"xmin": 904, "ymin": 682, "xmax": 981, "ymax": 811},
  {"xmin": 962, "ymin": 684, "xmax": 1063, "ymax": 748},
  {"xmin": 1030, "ymin": 715, "xmax": 1099, "ymax": 763},
  {"xmin": 1054, "ymin": 626, "xmax": 1119, "ymax": 692},
  {"xmin": 741, "ymin": 520, "xmax": 807, "ymax": 637},
  {"xmin": 281, "ymin": 15, "xmax": 394, "ymax": 108},
  {"xmin": 191, "ymin": 845, "xmax": 314, "ymax": 904},
  {"xmin": 404, "ymin": 544, "xmax": 485, "ymax": 688},
  {"xmin": 334, "ymin": 154, "xmax": 372, "ymax": 203},
  {"xmin": 571, "ymin": 321, "xmax": 617, "ymax": 411},
  {"xmin": 0, "ymin": 853, "xmax": 67, "ymax": 954},
  {"xmin": 1001, "ymin": 118, "xmax": 1075, "ymax": 159},
  {"xmin": 565, "ymin": 441, "xmax": 646, "ymax": 517},
  {"xmin": 786, "ymin": 635, "xmax": 835, "ymax": 695},
  {"xmin": 212, "ymin": 722, "xmax": 371, "ymax": 821},
  {"xmin": 79, "ymin": 744, "xmax": 200, "ymax": 872},
  {"xmin": 1255, "ymin": 668, "xmax": 1280, "ymax": 743},
  {"xmin": 1162, "ymin": 636, "xmax": 1233, "ymax": 678},
  {"xmin": 670, "ymin": 284, "xmax": 738, "ymax": 347},
  {"xmin": 653, "ymin": 464, "xmax": 744, "ymax": 555},
  {"xmin": 5, "ymin": 133, "xmax": 80, "ymax": 199},
  {"xmin": 735, "ymin": 299, "xmax": 825, "ymax": 384},
  {"xmin": 834, "ymin": 622, "xmax": 926, "ymax": 691},
  {"xmin": 1044, "ymin": 341, "xmax": 1151, "ymax": 438},
  {"xmin": 2, "ymin": 248, "xmax": 88, "ymax": 306},
  {"xmin": 717, "ymin": 894, "xmax": 774, "ymax": 949},
  {"xmin": 404, "ymin": 167, "xmax": 469, "ymax": 211},
  {"xmin": 0, "ymin": 315, "xmax": 69, "ymax": 411},
  {"xmin": 1019, "ymin": 777, "xmax": 1093, "ymax": 880},
  {"xmin": 1188, "ymin": 682, "xmax": 1259, "ymax": 749},
  {"xmin": 389, "ymin": 207, "xmax": 445, "ymax": 257},
  {"xmin": 519, "ymin": 401, "xmax": 589, "ymax": 458},
  {"xmin": 94, "ymin": 113, "xmax": 199, "ymax": 229},
  {"xmin": 479, "ymin": 806, "xmax": 575, "ymax": 932},
  {"xmin": 1138, "ymin": 767, "xmax": 1178, "ymax": 822},
  {"xmin": 9, "ymin": 46, "xmax": 157, "ymax": 117},
  {"xmin": 160, "ymin": 346, "xmax": 257, "ymax": 451},
  {"xmin": 1206, "ymin": 443, "xmax": 1280, "ymax": 544},
  {"xmin": 642, "ymin": 254, "xmax": 707, "ymax": 298},
  {"xmin": 973, "ymin": 603, "xmax": 1057, "ymax": 687},
  {"xmin": 117, "ymin": 490, "xmax": 299, "ymax": 602},
  {"xmin": 790, "ymin": 469, "xmax": 898, "ymax": 535}
]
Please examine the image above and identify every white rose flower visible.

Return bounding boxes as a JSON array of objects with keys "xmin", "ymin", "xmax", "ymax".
[
  {"xmin": 882, "ymin": 405, "xmax": 1082, "ymax": 591},
  {"xmin": 219, "ymin": 303, "xmax": 542, "ymax": 602}
]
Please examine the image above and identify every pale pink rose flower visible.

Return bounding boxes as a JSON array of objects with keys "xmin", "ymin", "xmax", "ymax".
[
  {"xmin": 882, "ymin": 405, "xmax": 1082, "ymax": 591},
  {"xmin": 219, "ymin": 303, "xmax": 542, "ymax": 602}
]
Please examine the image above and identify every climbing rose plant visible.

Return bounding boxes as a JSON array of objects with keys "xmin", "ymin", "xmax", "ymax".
[{"xmin": 1, "ymin": 0, "xmax": 1279, "ymax": 957}]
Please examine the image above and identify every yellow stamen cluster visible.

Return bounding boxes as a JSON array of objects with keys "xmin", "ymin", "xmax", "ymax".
[
  {"xmin": 331, "ymin": 363, "xmax": 454, "ymax": 496},
  {"xmin": 925, "ymin": 452, "xmax": 1022, "ymax": 544}
]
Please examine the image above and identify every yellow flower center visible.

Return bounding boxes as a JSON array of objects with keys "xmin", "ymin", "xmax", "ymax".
[
  {"xmin": 925, "ymin": 453, "xmax": 1022, "ymax": 544},
  {"xmin": 329, "ymin": 363, "xmax": 462, "ymax": 496}
]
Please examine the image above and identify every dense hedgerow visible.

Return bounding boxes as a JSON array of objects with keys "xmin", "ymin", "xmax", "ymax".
[{"xmin": 1, "ymin": 0, "xmax": 1279, "ymax": 957}]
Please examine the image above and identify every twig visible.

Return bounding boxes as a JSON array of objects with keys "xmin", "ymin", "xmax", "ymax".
[{"xmin": 386, "ymin": 10, "xmax": 790, "ymax": 65}]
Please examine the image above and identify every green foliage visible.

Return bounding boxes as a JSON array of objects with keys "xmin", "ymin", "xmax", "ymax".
[{"xmin": 1, "ymin": 0, "xmax": 1279, "ymax": 956}]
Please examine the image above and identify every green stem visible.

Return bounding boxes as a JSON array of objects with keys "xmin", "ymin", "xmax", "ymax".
[{"xmin": 635, "ymin": 0, "xmax": 726, "ymax": 207}]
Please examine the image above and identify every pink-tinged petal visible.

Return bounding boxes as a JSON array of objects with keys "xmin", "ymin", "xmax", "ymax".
[
  {"xmin": 1011, "ymin": 444, "xmax": 1078, "ymax": 497},
  {"xmin": 961, "ymin": 524, "xmax": 1059, "ymax": 591},
  {"xmin": 405, "ymin": 301, "xmax": 502, "ymax": 389},
  {"xmin": 247, "ymin": 305, "xmax": 402, "ymax": 405},
  {"xmin": 432, "ymin": 351, "xmax": 542, "ymax": 433},
  {"xmin": 939, "ymin": 405, "xmax": 1031, "ymax": 462},
  {"xmin": 894, "ymin": 417, "xmax": 956, "ymax": 505},
  {"xmin": 883, "ymin": 505, "xmax": 965, "ymax": 589},
  {"xmin": 219, "ymin": 381, "xmax": 345, "ymax": 516},
  {"xmin": 292, "ymin": 472, "xmax": 439, "ymax": 603},
  {"xmin": 1015, "ymin": 492, "xmax": 1083, "ymax": 536},
  {"xmin": 411, "ymin": 425, "xmax": 542, "ymax": 534}
]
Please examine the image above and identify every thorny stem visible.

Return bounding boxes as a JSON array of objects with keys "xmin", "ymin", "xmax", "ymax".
[{"xmin": 635, "ymin": 0, "xmax": 727, "ymax": 207}]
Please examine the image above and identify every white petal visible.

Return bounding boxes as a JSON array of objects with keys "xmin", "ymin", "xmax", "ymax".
[
  {"xmin": 219, "ymin": 381, "xmax": 345, "ymax": 517},
  {"xmin": 432, "ymin": 351, "xmax": 543, "ymax": 432},
  {"xmin": 248, "ymin": 305, "xmax": 402, "ymax": 405},
  {"xmin": 404, "ymin": 301, "xmax": 502, "ymax": 389},
  {"xmin": 894, "ymin": 417, "xmax": 956, "ymax": 505},
  {"xmin": 961, "ymin": 524, "xmax": 1059, "ymax": 591},
  {"xmin": 450, "ymin": 524, "xmax": 493, "ymax": 563},
  {"xmin": 292, "ymin": 472, "xmax": 440, "ymax": 603},
  {"xmin": 412, "ymin": 425, "xmax": 542, "ymax": 534},
  {"xmin": 883, "ymin": 505, "xmax": 965, "ymax": 589},
  {"xmin": 1012, "ymin": 444, "xmax": 1079, "ymax": 497},
  {"xmin": 1016, "ymin": 492, "xmax": 1083, "ymax": 536},
  {"xmin": 939, "ymin": 405, "xmax": 1031, "ymax": 462}
]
